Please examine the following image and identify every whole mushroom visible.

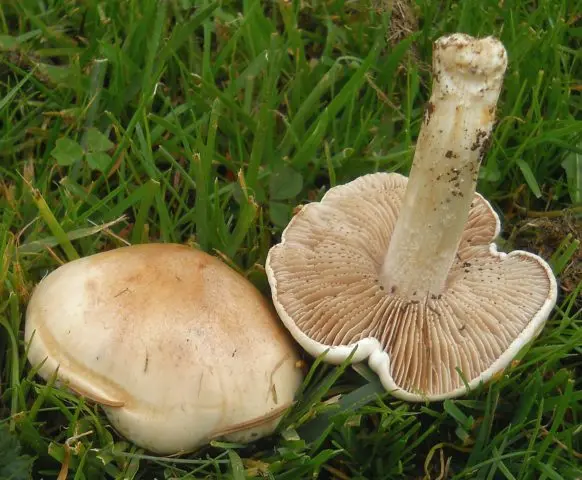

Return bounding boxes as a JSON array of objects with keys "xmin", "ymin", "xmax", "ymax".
[
  {"xmin": 266, "ymin": 34, "xmax": 557, "ymax": 401},
  {"xmin": 25, "ymin": 244, "xmax": 304, "ymax": 454}
]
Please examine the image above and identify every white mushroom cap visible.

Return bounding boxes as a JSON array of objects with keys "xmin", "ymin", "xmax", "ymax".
[
  {"xmin": 266, "ymin": 173, "xmax": 557, "ymax": 400},
  {"xmin": 25, "ymin": 244, "xmax": 303, "ymax": 454}
]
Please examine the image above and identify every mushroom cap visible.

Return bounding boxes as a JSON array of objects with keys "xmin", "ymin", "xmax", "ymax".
[
  {"xmin": 25, "ymin": 244, "xmax": 303, "ymax": 454},
  {"xmin": 266, "ymin": 173, "xmax": 557, "ymax": 401}
]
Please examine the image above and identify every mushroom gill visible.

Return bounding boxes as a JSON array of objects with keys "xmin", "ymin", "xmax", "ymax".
[{"xmin": 267, "ymin": 173, "xmax": 555, "ymax": 398}]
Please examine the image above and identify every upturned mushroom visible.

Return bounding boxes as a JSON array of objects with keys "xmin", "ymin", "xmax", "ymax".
[
  {"xmin": 25, "ymin": 244, "xmax": 304, "ymax": 454},
  {"xmin": 266, "ymin": 34, "xmax": 557, "ymax": 401}
]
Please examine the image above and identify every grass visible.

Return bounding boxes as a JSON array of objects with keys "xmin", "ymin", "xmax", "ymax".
[{"xmin": 0, "ymin": 0, "xmax": 581, "ymax": 478}]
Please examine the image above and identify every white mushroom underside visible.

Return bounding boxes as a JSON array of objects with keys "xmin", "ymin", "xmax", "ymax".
[{"xmin": 268, "ymin": 173, "xmax": 556, "ymax": 397}]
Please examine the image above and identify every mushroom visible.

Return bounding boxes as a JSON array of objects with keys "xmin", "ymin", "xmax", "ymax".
[
  {"xmin": 25, "ymin": 244, "xmax": 304, "ymax": 454},
  {"xmin": 265, "ymin": 34, "xmax": 557, "ymax": 401}
]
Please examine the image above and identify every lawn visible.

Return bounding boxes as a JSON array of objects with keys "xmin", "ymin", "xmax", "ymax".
[{"xmin": 1, "ymin": 0, "xmax": 581, "ymax": 478}]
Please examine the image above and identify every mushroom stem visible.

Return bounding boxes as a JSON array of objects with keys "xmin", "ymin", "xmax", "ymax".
[{"xmin": 380, "ymin": 34, "xmax": 508, "ymax": 299}]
